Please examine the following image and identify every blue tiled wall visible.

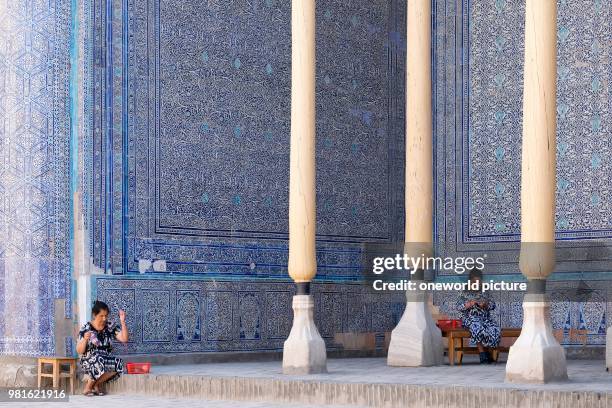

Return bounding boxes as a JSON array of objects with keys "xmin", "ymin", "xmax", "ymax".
[
  {"xmin": 89, "ymin": 0, "xmax": 406, "ymax": 277},
  {"xmin": 88, "ymin": 0, "xmax": 407, "ymax": 354},
  {"xmin": 0, "ymin": 0, "xmax": 74, "ymax": 356}
]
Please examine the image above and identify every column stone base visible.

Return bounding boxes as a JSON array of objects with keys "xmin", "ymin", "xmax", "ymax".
[
  {"xmin": 606, "ymin": 326, "xmax": 612, "ymax": 371},
  {"xmin": 282, "ymin": 295, "xmax": 327, "ymax": 375},
  {"xmin": 387, "ymin": 289, "xmax": 444, "ymax": 367},
  {"xmin": 505, "ymin": 296, "xmax": 568, "ymax": 383}
]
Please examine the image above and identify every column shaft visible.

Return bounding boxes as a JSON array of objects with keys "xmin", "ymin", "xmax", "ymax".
[
  {"xmin": 506, "ymin": 0, "xmax": 567, "ymax": 383},
  {"xmin": 405, "ymin": 0, "xmax": 433, "ymax": 252},
  {"xmin": 519, "ymin": 0, "xmax": 557, "ymax": 279},
  {"xmin": 283, "ymin": 0, "xmax": 326, "ymax": 375},
  {"xmin": 387, "ymin": 0, "xmax": 443, "ymax": 367},
  {"xmin": 288, "ymin": 0, "xmax": 317, "ymax": 284}
]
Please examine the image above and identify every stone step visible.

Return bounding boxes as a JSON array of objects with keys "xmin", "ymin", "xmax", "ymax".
[{"xmin": 106, "ymin": 370, "xmax": 612, "ymax": 408}]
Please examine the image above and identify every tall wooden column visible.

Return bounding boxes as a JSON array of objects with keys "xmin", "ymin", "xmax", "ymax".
[
  {"xmin": 387, "ymin": 0, "xmax": 443, "ymax": 367},
  {"xmin": 282, "ymin": 0, "xmax": 327, "ymax": 375},
  {"xmin": 505, "ymin": 0, "xmax": 567, "ymax": 383}
]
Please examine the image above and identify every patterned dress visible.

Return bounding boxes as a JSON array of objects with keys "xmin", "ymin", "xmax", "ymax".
[
  {"xmin": 456, "ymin": 291, "xmax": 501, "ymax": 348},
  {"xmin": 78, "ymin": 322, "xmax": 124, "ymax": 382}
]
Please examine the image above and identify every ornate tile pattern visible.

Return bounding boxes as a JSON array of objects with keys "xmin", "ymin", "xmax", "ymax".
[
  {"xmin": 87, "ymin": 0, "xmax": 612, "ymax": 354},
  {"xmin": 264, "ymin": 291, "xmax": 292, "ymax": 340},
  {"xmin": 435, "ymin": 0, "xmax": 612, "ymax": 274},
  {"xmin": 465, "ymin": 0, "xmax": 611, "ymax": 240},
  {"xmin": 87, "ymin": 0, "xmax": 407, "ymax": 355},
  {"xmin": 142, "ymin": 290, "xmax": 172, "ymax": 342},
  {"xmin": 95, "ymin": 277, "xmax": 405, "ymax": 353},
  {"xmin": 206, "ymin": 290, "xmax": 234, "ymax": 343},
  {"xmin": 0, "ymin": 0, "xmax": 73, "ymax": 356},
  {"xmin": 90, "ymin": 0, "xmax": 405, "ymax": 277},
  {"xmin": 176, "ymin": 291, "xmax": 201, "ymax": 342},
  {"xmin": 434, "ymin": 280, "xmax": 612, "ymax": 346},
  {"xmin": 239, "ymin": 292, "xmax": 262, "ymax": 340}
]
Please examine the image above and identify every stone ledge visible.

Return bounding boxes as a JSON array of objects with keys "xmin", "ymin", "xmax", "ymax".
[{"xmin": 107, "ymin": 373, "xmax": 611, "ymax": 408}]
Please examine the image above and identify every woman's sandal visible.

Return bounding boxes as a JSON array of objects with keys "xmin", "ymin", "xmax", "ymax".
[
  {"xmin": 82, "ymin": 390, "xmax": 95, "ymax": 397},
  {"xmin": 93, "ymin": 386, "xmax": 106, "ymax": 396}
]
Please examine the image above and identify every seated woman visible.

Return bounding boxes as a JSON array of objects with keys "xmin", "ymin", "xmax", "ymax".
[
  {"xmin": 77, "ymin": 300, "xmax": 129, "ymax": 396},
  {"xmin": 456, "ymin": 268, "xmax": 500, "ymax": 364}
]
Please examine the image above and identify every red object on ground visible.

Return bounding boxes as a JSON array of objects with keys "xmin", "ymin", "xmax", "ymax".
[
  {"xmin": 126, "ymin": 362, "xmax": 151, "ymax": 374},
  {"xmin": 436, "ymin": 319, "xmax": 462, "ymax": 331}
]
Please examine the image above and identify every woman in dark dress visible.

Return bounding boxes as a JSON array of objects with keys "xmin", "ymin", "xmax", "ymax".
[
  {"xmin": 77, "ymin": 301, "xmax": 129, "ymax": 396},
  {"xmin": 456, "ymin": 268, "xmax": 501, "ymax": 363}
]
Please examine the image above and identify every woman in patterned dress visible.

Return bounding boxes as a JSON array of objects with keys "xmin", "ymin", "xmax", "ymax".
[
  {"xmin": 77, "ymin": 301, "xmax": 129, "ymax": 396},
  {"xmin": 456, "ymin": 268, "xmax": 501, "ymax": 364}
]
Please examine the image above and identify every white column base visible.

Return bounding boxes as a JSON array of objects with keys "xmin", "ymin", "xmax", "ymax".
[
  {"xmin": 387, "ymin": 289, "xmax": 444, "ymax": 367},
  {"xmin": 606, "ymin": 326, "xmax": 612, "ymax": 371},
  {"xmin": 282, "ymin": 295, "xmax": 327, "ymax": 374},
  {"xmin": 506, "ymin": 296, "xmax": 568, "ymax": 383}
]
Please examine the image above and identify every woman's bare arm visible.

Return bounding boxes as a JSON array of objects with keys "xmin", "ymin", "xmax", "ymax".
[
  {"xmin": 116, "ymin": 310, "xmax": 129, "ymax": 343},
  {"xmin": 116, "ymin": 321, "xmax": 129, "ymax": 343},
  {"xmin": 76, "ymin": 331, "xmax": 91, "ymax": 354}
]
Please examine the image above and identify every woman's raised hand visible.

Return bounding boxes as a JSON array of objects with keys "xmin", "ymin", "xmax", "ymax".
[{"xmin": 119, "ymin": 309, "xmax": 126, "ymax": 323}]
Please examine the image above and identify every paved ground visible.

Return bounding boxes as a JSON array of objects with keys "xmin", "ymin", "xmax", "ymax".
[
  {"xmin": 1, "ymin": 395, "xmax": 343, "ymax": 407},
  {"xmin": 2, "ymin": 357, "xmax": 611, "ymax": 407},
  {"xmin": 146, "ymin": 355, "xmax": 612, "ymax": 393}
]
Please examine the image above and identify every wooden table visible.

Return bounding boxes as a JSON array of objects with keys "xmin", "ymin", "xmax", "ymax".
[{"xmin": 442, "ymin": 328, "xmax": 521, "ymax": 365}]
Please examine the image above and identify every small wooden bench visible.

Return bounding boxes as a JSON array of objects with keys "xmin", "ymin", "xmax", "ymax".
[
  {"xmin": 37, "ymin": 356, "xmax": 77, "ymax": 394},
  {"xmin": 442, "ymin": 328, "xmax": 521, "ymax": 365}
]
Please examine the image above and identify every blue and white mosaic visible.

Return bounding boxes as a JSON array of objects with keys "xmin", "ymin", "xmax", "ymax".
[
  {"xmin": 95, "ymin": 277, "xmax": 406, "ymax": 354},
  {"xmin": 435, "ymin": 0, "xmax": 612, "ymax": 274},
  {"xmin": 0, "ymin": 0, "xmax": 74, "ymax": 356},
  {"xmin": 90, "ymin": 0, "xmax": 405, "ymax": 277},
  {"xmin": 88, "ymin": 0, "xmax": 612, "ymax": 353},
  {"xmin": 433, "ymin": 280, "xmax": 611, "ymax": 346}
]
